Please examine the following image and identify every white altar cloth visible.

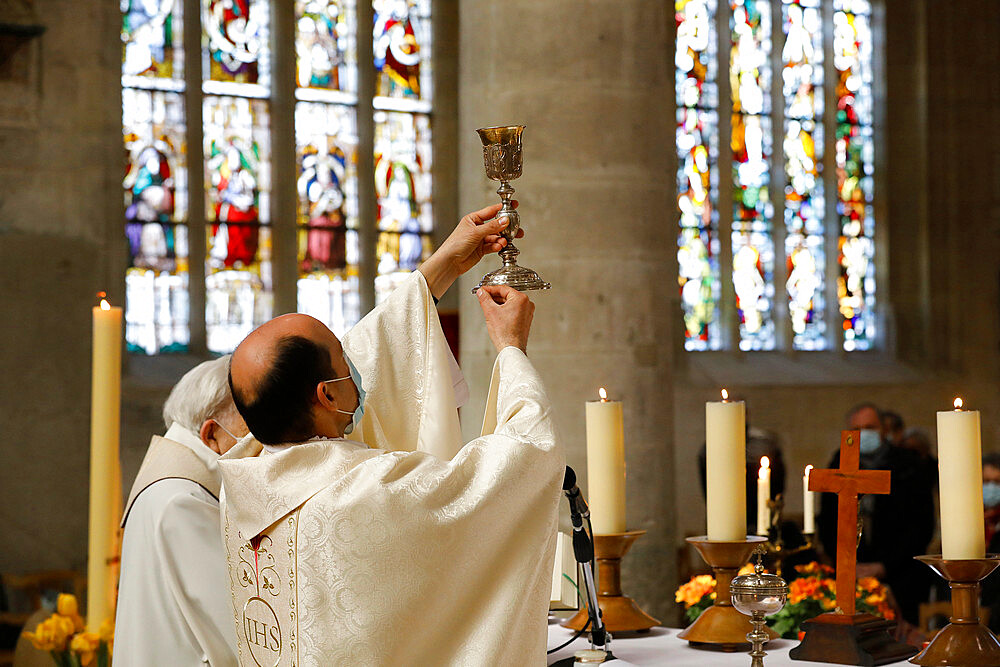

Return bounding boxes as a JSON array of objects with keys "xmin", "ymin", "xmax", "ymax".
[{"xmin": 547, "ymin": 622, "xmax": 915, "ymax": 666}]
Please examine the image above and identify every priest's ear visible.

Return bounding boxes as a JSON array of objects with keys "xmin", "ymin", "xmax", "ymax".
[
  {"xmin": 200, "ymin": 419, "xmax": 225, "ymax": 455},
  {"xmin": 316, "ymin": 381, "xmax": 337, "ymax": 411}
]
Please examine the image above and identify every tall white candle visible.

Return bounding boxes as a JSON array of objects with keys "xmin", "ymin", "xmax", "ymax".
[
  {"xmin": 803, "ymin": 465, "xmax": 816, "ymax": 534},
  {"xmin": 586, "ymin": 388, "xmax": 627, "ymax": 534},
  {"xmin": 937, "ymin": 398, "xmax": 985, "ymax": 560},
  {"xmin": 706, "ymin": 390, "xmax": 746, "ymax": 541},
  {"xmin": 87, "ymin": 295, "xmax": 122, "ymax": 630},
  {"xmin": 757, "ymin": 457, "xmax": 771, "ymax": 536}
]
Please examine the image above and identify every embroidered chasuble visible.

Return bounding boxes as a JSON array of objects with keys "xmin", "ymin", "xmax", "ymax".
[
  {"xmin": 219, "ymin": 341, "xmax": 564, "ymax": 665},
  {"xmin": 115, "ymin": 423, "xmax": 238, "ymax": 666}
]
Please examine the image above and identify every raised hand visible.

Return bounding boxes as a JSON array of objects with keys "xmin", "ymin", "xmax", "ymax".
[
  {"xmin": 418, "ymin": 202, "xmax": 525, "ymax": 298},
  {"xmin": 476, "ymin": 285, "xmax": 535, "ymax": 353}
]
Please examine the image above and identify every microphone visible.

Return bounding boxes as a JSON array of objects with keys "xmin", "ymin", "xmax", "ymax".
[{"xmin": 563, "ymin": 466, "xmax": 590, "ymax": 524}]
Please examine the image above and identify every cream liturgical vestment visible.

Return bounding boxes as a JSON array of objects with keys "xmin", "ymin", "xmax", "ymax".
[
  {"xmin": 114, "ymin": 423, "xmax": 238, "ymax": 667},
  {"xmin": 218, "ymin": 274, "xmax": 564, "ymax": 666}
]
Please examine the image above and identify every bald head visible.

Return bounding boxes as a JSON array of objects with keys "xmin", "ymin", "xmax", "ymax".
[{"xmin": 230, "ymin": 314, "xmax": 355, "ymax": 444}]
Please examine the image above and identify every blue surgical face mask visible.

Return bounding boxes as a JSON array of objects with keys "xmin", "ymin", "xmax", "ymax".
[
  {"xmin": 858, "ymin": 429, "xmax": 882, "ymax": 455},
  {"xmin": 984, "ymin": 482, "xmax": 1000, "ymax": 509},
  {"xmin": 324, "ymin": 353, "xmax": 366, "ymax": 436}
]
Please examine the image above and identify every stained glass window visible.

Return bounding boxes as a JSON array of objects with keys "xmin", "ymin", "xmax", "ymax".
[
  {"xmin": 373, "ymin": 0, "xmax": 432, "ymax": 103},
  {"xmin": 203, "ymin": 0, "xmax": 270, "ymax": 89},
  {"xmin": 834, "ymin": 0, "xmax": 875, "ymax": 351},
  {"xmin": 676, "ymin": 0, "xmax": 721, "ymax": 351},
  {"xmin": 122, "ymin": 0, "xmax": 189, "ymax": 354},
  {"xmin": 123, "ymin": 2, "xmax": 439, "ymax": 356},
  {"xmin": 121, "ymin": 0, "xmax": 184, "ymax": 85},
  {"xmin": 730, "ymin": 0, "xmax": 774, "ymax": 351},
  {"xmin": 123, "ymin": 88, "xmax": 190, "ymax": 354},
  {"xmin": 782, "ymin": 0, "xmax": 825, "ymax": 349},
  {"xmin": 296, "ymin": 0, "xmax": 357, "ymax": 95},
  {"xmin": 296, "ymin": 102, "xmax": 360, "ymax": 336},
  {"xmin": 203, "ymin": 96, "xmax": 273, "ymax": 353},
  {"xmin": 373, "ymin": 0, "xmax": 433, "ymax": 304},
  {"xmin": 373, "ymin": 110, "xmax": 433, "ymax": 302}
]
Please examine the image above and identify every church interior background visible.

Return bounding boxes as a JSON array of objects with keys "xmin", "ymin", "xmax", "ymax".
[{"xmin": 0, "ymin": 0, "xmax": 997, "ymax": 628}]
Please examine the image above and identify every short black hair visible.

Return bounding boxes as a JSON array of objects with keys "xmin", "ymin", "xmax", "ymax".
[{"xmin": 230, "ymin": 335, "xmax": 335, "ymax": 445}]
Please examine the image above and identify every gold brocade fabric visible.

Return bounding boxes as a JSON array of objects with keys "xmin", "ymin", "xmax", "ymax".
[{"xmin": 219, "ymin": 347, "xmax": 564, "ymax": 666}]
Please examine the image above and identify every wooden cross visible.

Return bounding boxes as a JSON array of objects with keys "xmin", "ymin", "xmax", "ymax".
[{"xmin": 808, "ymin": 430, "xmax": 891, "ymax": 616}]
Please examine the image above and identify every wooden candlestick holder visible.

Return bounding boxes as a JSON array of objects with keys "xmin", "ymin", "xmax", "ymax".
[
  {"xmin": 677, "ymin": 535, "xmax": 777, "ymax": 651},
  {"xmin": 561, "ymin": 530, "xmax": 660, "ymax": 633},
  {"xmin": 910, "ymin": 555, "xmax": 1000, "ymax": 666}
]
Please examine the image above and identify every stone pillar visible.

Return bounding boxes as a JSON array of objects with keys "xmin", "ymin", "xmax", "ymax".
[{"xmin": 458, "ymin": 0, "xmax": 678, "ymax": 621}]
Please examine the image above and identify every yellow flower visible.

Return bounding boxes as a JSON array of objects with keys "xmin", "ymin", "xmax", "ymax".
[
  {"xmin": 99, "ymin": 617, "xmax": 115, "ymax": 654},
  {"xmin": 56, "ymin": 594, "xmax": 78, "ymax": 617},
  {"xmin": 70, "ymin": 631, "xmax": 101, "ymax": 667},
  {"xmin": 22, "ymin": 614, "xmax": 73, "ymax": 652}
]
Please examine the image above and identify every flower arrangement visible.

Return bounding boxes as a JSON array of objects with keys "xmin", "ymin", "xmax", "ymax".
[
  {"xmin": 675, "ymin": 562, "xmax": 896, "ymax": 638},
  {"xmin": 21, "ymin": 594, "xmax": 114, "ymax": 667},
  {"xmin": 767, "ymin": 562, "xmax": 895, "ymax": 638}
]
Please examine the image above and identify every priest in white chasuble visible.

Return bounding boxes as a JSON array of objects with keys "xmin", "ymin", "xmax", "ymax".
[
  {"xmin": 220, "ymin": 204, "xmax": 565, "ymax": 666},
  {"xmin": 115, "ymin": 356, "xmax": 248, "ymax": 667}
]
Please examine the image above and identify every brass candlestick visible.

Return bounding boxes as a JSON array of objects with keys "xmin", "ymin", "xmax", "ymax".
[
  {"xmin": 472, "ymin": 125, "xmax": 550, "ymax": 293},
  {"xmin": 763, "ymin": 493, "xmax": 816, "ymax": 578},
  {"xmin": 561, "ymin": 530, "xmax": 660, "ymax": 633},
  {"xmin": 909, "ymin": 555, "xmax": 1000, "ymax": 667},
  {"xmin": 677, "ymin": 535, "xmax": 778, "ymax": 651}
]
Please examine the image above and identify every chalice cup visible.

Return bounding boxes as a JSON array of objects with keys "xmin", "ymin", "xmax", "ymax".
[{"xmin": 472, "ymin": 125, "xmax": 551, "ymax": 292}]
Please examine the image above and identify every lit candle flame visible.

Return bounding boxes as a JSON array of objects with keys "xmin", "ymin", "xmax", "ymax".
[
  {"xmin": 100, "ymin": 299, "xmax": 111, "ymax": 311},
  {"xmin": 759, "ymin": 456, "xmax": 770, "ymax": 480},
  {"xmin": 954, "ymin": 397, "xmax": 963, "ymax": 410},
  {"xmin": 761, "ymin": 456, "xmax": 770, "ymax": 469},
  {"xmin": 805, "ymin": 464, "xmax": 813, "ymax": 476},
  {"xmin": 721, "ymin": 388, "xmax": 729, "ymax": 401},
  {"xmin": 599, "ymin": 387, "xmax": 608, "ymax": 402}
]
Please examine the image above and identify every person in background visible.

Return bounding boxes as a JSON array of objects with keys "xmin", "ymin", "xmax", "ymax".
[
  {"xmin": 978, "ymin": 453, "xmax": 1000, "ymax": 632},
  {"xmin": 881, "ymin": 410, "xmax": 905, "ymax": 446},
  {"xmin": 115, "ymin": 356, "xmax": 248, "ymax": 666},
  {"xmin": 817, "ymin": 403, "xmax": 936, "ymax": 625},
  {"xmin": 899, "ymin": 427, "xmax": 935, "ymax": 463}
]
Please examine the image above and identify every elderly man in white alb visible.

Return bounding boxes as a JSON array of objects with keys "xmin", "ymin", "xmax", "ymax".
[
  {"xmin": 219, "ymin": 203, "xmax": 564, "ymax": 666},
  {"xmin": 114, "ymin": 356, "xmax": 248, "ymax": 666}
]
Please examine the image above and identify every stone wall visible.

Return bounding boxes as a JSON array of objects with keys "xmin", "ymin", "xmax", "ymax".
[
  {"xmin": 0, "ymin": 0, "xmax": 122, "ymax": 574},
  {"xmin": 457, "ymin": 0, "xmax": 679, "ymax": 622}
]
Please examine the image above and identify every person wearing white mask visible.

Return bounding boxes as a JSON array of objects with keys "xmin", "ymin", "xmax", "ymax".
[
  {"xmin": 816, "ymin": 402, "xmax": 936, "ymax": 627},
  {"xmin": 114, "ymin": 356, "xmax": 249, "ymax": 666},
  {"xmin": 218, "ymin": 204, "xmax": 564, "ymax": 665}
]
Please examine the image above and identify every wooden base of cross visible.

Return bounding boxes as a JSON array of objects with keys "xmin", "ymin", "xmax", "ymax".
[
  {"xmin": 790, "ymin": 430, "xmax": 919, "ymax": 664},
  {"xmin": 789, "ymin": 612, "xmax": 918, "ymax": 665}
]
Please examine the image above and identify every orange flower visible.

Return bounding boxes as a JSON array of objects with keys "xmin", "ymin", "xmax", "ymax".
[
  {"xmin": 788, "ymin": 576, "xmax": 822, "ymax": 604},
  {"xmin": 675, "ymin": 574, "xmax": 716, "ymax": 607}
]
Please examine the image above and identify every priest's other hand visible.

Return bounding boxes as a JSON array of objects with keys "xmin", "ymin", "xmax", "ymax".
[
  {"xmin": 476, "ymin": 285, "xmax": 534, "ymax": 353},
  {"xmin": 418, "ymin": 202, "xmax": 524, "ymax": 298}
]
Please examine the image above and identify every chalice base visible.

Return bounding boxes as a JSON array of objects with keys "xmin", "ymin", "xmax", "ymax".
[{"xmin": 472, "ymin": 262, "xmax": 550, "ymax": 292}]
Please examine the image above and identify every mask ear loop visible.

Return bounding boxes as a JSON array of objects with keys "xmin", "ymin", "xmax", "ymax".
[
  {"xmin": 324, "ymin": 377, "xmax": 356, "ymax": 415},
  {"xmin": 213, "ymin": 420, "xmax": 241, "ymax": 441}
]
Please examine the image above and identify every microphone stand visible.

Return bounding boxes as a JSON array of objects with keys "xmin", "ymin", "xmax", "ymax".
[{"xmin": 551, "ymin": 468, "xmax": 612, "ymax": 665}]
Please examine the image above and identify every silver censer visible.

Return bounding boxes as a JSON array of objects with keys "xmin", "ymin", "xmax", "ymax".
[
  {"xmin": 731, "ymin": 547, "xmax": 788, "ymax": 667},
  {"xmin": 472, "ymin": 125, "xmax": 551, "ymax": 292}
]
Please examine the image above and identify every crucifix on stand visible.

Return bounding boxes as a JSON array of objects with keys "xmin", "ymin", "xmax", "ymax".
[{"xmin": 789, "ymin": 431, "xmax": 918, "ymax": 665}]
